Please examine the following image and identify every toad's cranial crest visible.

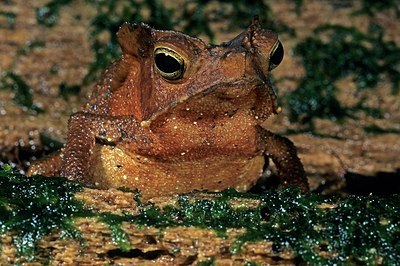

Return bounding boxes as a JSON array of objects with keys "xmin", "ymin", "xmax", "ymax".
[{"xmin": 28, "ymin": 18, "xmax": 308, "ymax": 198}]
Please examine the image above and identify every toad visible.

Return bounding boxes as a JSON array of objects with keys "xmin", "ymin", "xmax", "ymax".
[{"xmin": 28, "ymin": 18, "xmax": 308, "ymax": 197}]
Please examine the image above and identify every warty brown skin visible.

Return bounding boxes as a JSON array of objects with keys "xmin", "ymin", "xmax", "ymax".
[{"xmin": 28, "ymin": 19, "xmax": 308, "ymax": 198}]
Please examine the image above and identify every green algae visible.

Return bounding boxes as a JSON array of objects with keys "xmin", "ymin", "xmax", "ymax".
[
  {"xmin": 1, "ymin": 166, "xmax": 399, "ymax": 264},
  {"xmin": 0, "ymin": 165, "xmax": 84, "ymax": 260},
  {"xmin": 0, "ymin": 11, "xmax": 16, "ymax": 29},
  {"xmin": 355, "ymin": 0, "xmax": 400, "ymax": 17},
  {"xmin": 59, "ymin": 82, "xmax": 81, "ymax": 100},
  {"xmin": 39, "ymin": 132, "xmax": 64, "ymax": 154},
  {"xmin": 292, "ymin": 0, "xmax": 400, "ymax": 17},
  {"xmin": 233, "ymin": 191, "xmax": 400, "ymax": 264},
  {"xmin": 36, "ymin": 0, "xmax": 73, "ymax": 27},
  {"xmin": 0, "ymin": 72, "xmax": 43, "ymax": 113},
  {"xmin": 16, "ymin": 40, "xmax": 46, "ymax": 56},
  {"xmin": 99, "ymin": 213, "xmax": 132, "ymax": 252},
  {"xmin": 287, "ymin": 23, "xmax": 400, "ymax": 125},
  {"xmin": 196, "ymin": 258, "xmax": 214, "ymax": 266},
  {"xmin": 129, "ymin": 188, "xmax": 400, "ymax": 264},
  {"xmin": 364, "ymin": 125, "xmax": 400, "ymax": 135}
]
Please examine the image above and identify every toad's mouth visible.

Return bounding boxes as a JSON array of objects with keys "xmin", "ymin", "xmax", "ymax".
[{"xmin": 148, "ymin": 79, "xmax": 280, "ymax": 126}]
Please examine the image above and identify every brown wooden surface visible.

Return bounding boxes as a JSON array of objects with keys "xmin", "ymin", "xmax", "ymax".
[{"xmin": 1, "ymin": 188, "xmax": 298, "ymax": 265}]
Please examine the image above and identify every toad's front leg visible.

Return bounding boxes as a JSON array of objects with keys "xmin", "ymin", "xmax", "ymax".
[
  {"xmin": 61, "ymin": 112, "xmax": 145, "ymax": 181},
  {"xmin": 257, "ymin": 126, "xmax": 309, "ymax": 192}
]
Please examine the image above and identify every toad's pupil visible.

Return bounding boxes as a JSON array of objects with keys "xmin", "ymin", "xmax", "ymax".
[
  {"xmin": 155, "ymin": 53, "xmax": 181, "ymax": 74},
  {"xmin": 270, "ymin": 41, "xmax": 284, "ymax": 67}
]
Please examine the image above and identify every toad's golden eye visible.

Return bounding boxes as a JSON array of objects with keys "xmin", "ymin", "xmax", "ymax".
[
  {"xmin": 269, "ymin": 40, "xmax": 284, "ymax": 70},
  {"xmin": 154, "ymin": 47, "xmax": 185, "ymax": 80}
]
